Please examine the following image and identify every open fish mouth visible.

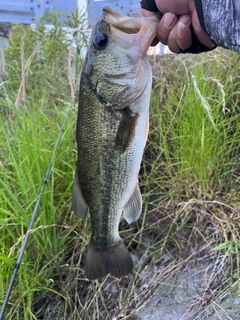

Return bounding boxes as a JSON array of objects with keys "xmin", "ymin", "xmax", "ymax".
[
  {"xmin": 105, "ymin": 16, "xmax": 142, "ymax": 35},
  {"xmin": 102, "ymin": 5, "xmax": 158, "ymax": 34},
  {"xmin": 102, "ymin": 6, "xmax": 159, "ymax": 55}
]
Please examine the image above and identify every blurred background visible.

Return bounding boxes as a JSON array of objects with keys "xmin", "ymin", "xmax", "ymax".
[{"xmin": 0, "ymin": 0, "xmax": 167, "ymax": 54}]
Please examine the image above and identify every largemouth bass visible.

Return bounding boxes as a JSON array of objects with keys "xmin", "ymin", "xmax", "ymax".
[{"xmin": 72, "ymin": 6, "xmax": 159, "ymax": 280}]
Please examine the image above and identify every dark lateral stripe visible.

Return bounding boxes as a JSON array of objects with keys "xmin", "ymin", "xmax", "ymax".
[{"xmin": 115, "ymin": 108, "xmax": 139, "ymax": 153}]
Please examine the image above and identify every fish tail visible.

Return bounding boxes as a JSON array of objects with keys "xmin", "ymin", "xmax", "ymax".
[{"xmin": 85, "ymin": 240, "xmax": 133, "ymax": 280}]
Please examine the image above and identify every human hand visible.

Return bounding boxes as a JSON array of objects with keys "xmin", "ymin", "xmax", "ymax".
[{"xmin": 141, "ymin": 0, "xmax": 215, "ymax": 53}]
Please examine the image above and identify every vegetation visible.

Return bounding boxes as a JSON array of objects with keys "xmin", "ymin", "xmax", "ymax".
[{"xmin": 1, "ymin": 10, "xmax": 240, "ymax": 320}]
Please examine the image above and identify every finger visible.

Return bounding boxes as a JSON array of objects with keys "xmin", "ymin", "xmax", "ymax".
[
  {"xmin": 176, "ymin": 22, "xmax": 192, "ymax": 50},
  {"xmin": 167, "ymin": 15, "xmax": 191, "ymax": 53},
  {"xmin": 167, "ymin": 24, "xmax": 180, "ymax": 53},
  {"xmin": 176, "ymin": 15, "xmax": 192, "ymax": 50},
  {"xmin": 156, "ymin": 12, "xmax": 178, "ymax": 45}
]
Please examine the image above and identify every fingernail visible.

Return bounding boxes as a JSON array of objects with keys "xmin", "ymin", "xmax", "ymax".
[
  {"xmin": 163, "ymin": 13, "xmax": 177, "ymax": 29},
  {"xmin": 177, "ymin": 22, "xmax": 186, "ymax": 39}
]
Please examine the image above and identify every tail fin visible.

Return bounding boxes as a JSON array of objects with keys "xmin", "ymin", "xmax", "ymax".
[{"xmin": 84, "ymin": 240, "xmax": 133, "ymax": 280}]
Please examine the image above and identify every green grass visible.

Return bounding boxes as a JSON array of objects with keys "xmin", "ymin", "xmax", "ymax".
[{"xmin": 1, "ymin": 11, "xmax": 240, "ymax": 320}]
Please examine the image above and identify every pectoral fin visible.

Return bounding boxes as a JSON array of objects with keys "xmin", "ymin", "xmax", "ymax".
[
  {"xmin": 72, "ymin": 170, "xmax": 89, "ymax": 219},
  {"xmin": 123, "ymin": 184, "xmax": 142, "ymax": 224},
  {"xmin": 115, "ymin": 108, "xmax": 139, "ymax": 153}
]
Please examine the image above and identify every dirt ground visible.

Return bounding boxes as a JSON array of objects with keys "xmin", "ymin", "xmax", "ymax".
[{"xmin": 137, "ymin": 262, "xmax": 240, "ymax": 320}]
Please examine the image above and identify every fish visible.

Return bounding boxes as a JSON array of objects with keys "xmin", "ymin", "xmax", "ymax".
[{"xmin": 72, "ymin": 6, "xmax": 159, "ymax": 280}]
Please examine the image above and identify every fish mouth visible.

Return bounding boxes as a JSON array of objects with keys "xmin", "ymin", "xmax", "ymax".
[
  {"xmin": 102, "ymin": 6, "xmax": 159, "ymax": 56},
  {"xmin": 103, "ymin": 8, "xmax": 142, "ymax": 35}
]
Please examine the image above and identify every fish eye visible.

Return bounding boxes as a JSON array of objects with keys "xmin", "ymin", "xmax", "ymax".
[{"xmin": 93, "ymin": 32, "xmax": 108, "ymax": 50}]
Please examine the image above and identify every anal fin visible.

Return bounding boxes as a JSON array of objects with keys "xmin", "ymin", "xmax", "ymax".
[
  {"xmin": 72, "ymin": 170, "xmax": 89, "ymax": 219},
  {"xmin": 123, "ymin": 183, "xmax": 142, "ymax": 224}
]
